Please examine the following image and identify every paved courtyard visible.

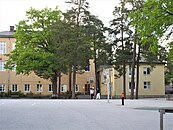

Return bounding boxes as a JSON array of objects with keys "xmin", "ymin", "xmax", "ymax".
[{"xmin": 0, "ymin": 98, "xmax": 173, "ymax": 130}]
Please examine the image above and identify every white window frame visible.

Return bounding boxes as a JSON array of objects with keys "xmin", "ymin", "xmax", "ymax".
[
  {"xmin": 61, "ymin": 84, "xmax": 67, "ymax": 92},
  {"xmin": 75, "ymin": 84, "xmax": 79, "ymax": 92},
  {"xmin": 48, "ymin": 84, "xmax": 52, "ymax": 92},
  {"xmin": 128, "ymin": 82, "xmax": 136, "ymax": 92},
  {"xmin": 84, "ymin": 64, "xmax": 90, "ymax": 72},
  {"xmin": 12, "ymin": 84, "xmax": 18, "ymax": 92},
  {"xmin": 12, "ymin": 42, "xmax": 16, "ymax": 50},
  {"xmin": 36, "ymin": 84, "xmax": 43, "ymax": 92},
  {"xmin": 24, "ymin": 84, "xmax": 30, "ymax": 92},
  {"xmin": 0, "ymin": 62, "xmax": 5, "ymax": 71},
  {"xmin": 0, "ymin": 42, "xmax": 6, "ymax": 54},
  {"xmin": 143, "ymin": 67, "xmax": 150, "ymax": 75},
  {"xmin": 144, "ymin": 81, "xmax": 151, "ymax": 89},
  {"xmin": 0, "ymin": 84, "xmax": 5, "ymax": 92},
  {"xmin": 129, "ymin": 66, "xmax": 135, "ymax": 77},
  {"xmin": 12, "ymin": 63, "xmax": 16, "ymax": 71}
]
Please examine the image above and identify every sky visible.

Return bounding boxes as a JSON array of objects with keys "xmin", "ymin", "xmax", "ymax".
[{"xmin": 0, "ymin": 0, "xmax": 120, "ymax": 32}]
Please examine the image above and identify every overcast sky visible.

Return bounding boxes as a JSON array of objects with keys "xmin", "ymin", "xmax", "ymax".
[{"xmin": 0, "ymin": 0, "xmax": 120, "ymax": 31}]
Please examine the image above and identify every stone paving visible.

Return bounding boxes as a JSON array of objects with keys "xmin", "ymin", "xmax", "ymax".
[{"xmin": 0, "ymin": 98, "xmax": 173, "ymax": 130}]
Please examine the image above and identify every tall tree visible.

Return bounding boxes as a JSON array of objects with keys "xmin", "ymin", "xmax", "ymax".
[
  {"xmin": 126, "ymin": 0, "xmax": 144, "ymax": 99},
  {"xmin": 130, "ymin": 0, "xmax": 173, "ymax": 50},
  {"xmin": 64, "ymin": 0, "xmax": 92, "ymax": 98},
  {"xmin": 166, "ymin": 42, "xmax": 173, "ymax": 84},
  {"xmin": 5, "ymin": 7, "xmax": 68, "ymax": 97},
  {"xmin": 130, "ymin": 0, "xmax": 172, "ymax": 98},
  {"xmin": 110, "ymin": 0, "xmax": 133, "ymax": 98},
  {"xmin": 84, "ymin": 13, "xmax": 110, "ymax": 94}
]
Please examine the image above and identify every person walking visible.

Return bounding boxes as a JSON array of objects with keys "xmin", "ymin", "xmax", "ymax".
[
  {"xmin": 96, "ymin": 89, "xmax": 100, "ymax": 100},
  {"xmin": 90, "ymin": 87, "xmax": 94, "ymax": 99}
]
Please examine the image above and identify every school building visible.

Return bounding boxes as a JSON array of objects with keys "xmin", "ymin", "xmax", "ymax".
[{"xmin": 0, "ymin": 26, "xmax": 165, "ymax": 98}]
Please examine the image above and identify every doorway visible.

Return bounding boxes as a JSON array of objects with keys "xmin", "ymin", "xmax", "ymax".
[{"xmin": 85, "ymin": 84, "xmax": 90, "ymax": 95}]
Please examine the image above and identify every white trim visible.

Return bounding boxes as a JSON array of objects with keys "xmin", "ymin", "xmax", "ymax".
[
  {"xmin": 143, "ymin": 67, "xmax": 151, "ymax": 75},
  {"xmin": 0, "ymin": 84, "xmax": 5, "ymax": 92},
  {"xmin": 128, "ymin": 82, "xmax": 136, "ymax": 92},
  {"xmin": 12, "ymin": 84, "xmax": 18, "ymax": 92},
  {"xmin": 0, "ymin": 61, "xmax": 5, "ymax": 71},
  {"xmin": 48, "ymin": 84, "xmax": 53, "ymax": 92},
  {"xmin": 61, "ymin": 84, "xmax": 67, "ymax": 92},
  {"xmin": 24, "ymin": 84, "xmax": 30, "ymax": 92},
  {"xmin": 36, "ymin": 84, "xmax": 43, "ymax": 92},
  {"xmin": 12, "ymin": 42, "xmax": 16, "ymax": 50},
  {"xmin": 0, "ymin": 42, "xmax": 6, "ymax": 54},
  {"xmin": 75, "ymin": 84, "xmax": 79, "ymax": 92},
  {"xmin": 144, "ymin": 81, "xmax": 151, "ymax": 90}
]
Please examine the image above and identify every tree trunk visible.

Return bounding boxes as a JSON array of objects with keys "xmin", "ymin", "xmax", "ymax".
[
  {"xmin": 121, "ymin": 24, "xmax": 126, "ymax": 99},
  {"xmin": 121, "ymin": 1, "xmax": 126, "ymax": 98},
  {"xmin": 123, "ymin": 62, "xmax": 126, "ymax": 98},
  {"xmin": 58, "ymin": 72, "xmax": 61, "ymax": 98},
  {"xmin": 52, "ymin": 72, "xmax": 58, "ymax": 98},
  {"xmin": 72, "ymin": 66, "xmax": 76, "ymax": 99},
  {"xmin": 69, "ymin": 66, "xmax": 72, "ymax": 95},
  {"xmin": 93, "ymin": 41, "xmax": 100, "ymax": 94},
  {"xmin": 131, "ymin": 32, "xmax": 137, "ymax": 100},
  {"xmin": 136, "ymin": 43, "xmax": 141, "ymax": 99}
]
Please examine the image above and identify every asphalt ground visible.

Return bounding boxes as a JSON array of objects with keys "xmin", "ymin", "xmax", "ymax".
[{"xmin": 0, "ymin": 99, "xmax": 173, "ymax": 130}]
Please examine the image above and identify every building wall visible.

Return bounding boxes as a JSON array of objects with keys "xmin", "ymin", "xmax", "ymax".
[
  {"xmin": 0, "ymin": 37, "xmax": 96, "ymax": 95},
  {"xmin": 100, "ymin": 64, "xmax": 165, "ymax": 98},
  {"xmin": 99, "ymin": 68, "xmax": 115, "ymax": 96}
]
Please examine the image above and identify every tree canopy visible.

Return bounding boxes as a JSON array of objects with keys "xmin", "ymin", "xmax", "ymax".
[
  {"xmin": 5, "ymin": 7, "xmax": 69, "ymax": 95},
  {"xmin": 130, "ymin": 0, "xmax": 173, "ymax": 50}
]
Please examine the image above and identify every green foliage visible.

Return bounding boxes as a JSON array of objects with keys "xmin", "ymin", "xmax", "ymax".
[
  {"xmin": 5, "ymin": 7, "xmax": 67, "ymax": 80},
  {"xmin": 130, "ymin": 0, "xmax": 173, "ymax": 49},
  {"xmin": 165, "ymin": 41, "xmax": 173, "ymax": 84},
  {"xmin": 64, "ymin": 0, "xmax": 93, "ymax": 70},
  {"xmin": 0, "ymin": 90, "xmax": 25, "ymax": 98},
  {"xmin": 109, "ymin": 0, "xmax": 134, "ymax": 77}
]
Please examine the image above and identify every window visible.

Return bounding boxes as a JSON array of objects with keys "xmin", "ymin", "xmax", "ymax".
[
  {"xmin": 75, "ymin": 84, "xmax": 79, "ymax": 92},
  {"xmin": 128, "ymin": 82, "xmax": 136, "ymax": 92},
  {"xmin": 12, "ymin": 43, "xmax": 16, "ymax": 50},
  {"xmin": 0, "ymin": 84, "xmax": 5, "ymax": 92},
  {"xmin": 61, "ymin": 84, "xmax": 67, "ymax": 92},
  {"xmin": 36, "ymin": 84, "xmax": 43, "ymax": 92},
  {"xmin": 12, "ymin": 63, "xmax": 16, "ymax": 71},
  {"xmin": 143, "ymin": 67, "xmax": 150, "ymax": 75},
  {"xmin": 24, "ymin": 84, "xmax": 30, "ymax": 92},
  {"xmin": 0, "ymin": 42, "xmax": 6, "ymax": 54},
  {"xmin": 48, "ymin": 84, "xmax": 52, "ymax": 92},
  {"xmin": 85, "ymin": 64, "xmax": 90, "ymax": 72},
  {"xmin": 0, "ymin": 62, "xmax": 5, "ymax": 71},
  {"xmin": 129, "ymin": 66, "xmax": 135, "ymax": 76},
  {"xmin": 12, "ymin": 84, "xmax": 18, "ymax": 92},
  {"xmin": 144, "ymin": 81, "xmax": 151, "ymax": 89}
]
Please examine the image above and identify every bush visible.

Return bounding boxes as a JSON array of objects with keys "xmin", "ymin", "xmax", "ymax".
[
  {"xmin": 0, "ymin": 92, "xmax": 6, "ymax": 97},
  {"xmin": 26, "ymin": 91, "xmax": 34, "ymax": 96},
  {"xmin": 11, "ymin": 91, "xmax": 24, "ymax": 97}
]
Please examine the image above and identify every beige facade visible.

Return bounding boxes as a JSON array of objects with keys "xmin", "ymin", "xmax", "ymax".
[
  {"xmin": 100, "ymin": 64, "xmax": 165, "ymax": 98},
  {"xmin": 0, "ymin": 28, "xmax": 165, "ymax": 98},
  {"xmin": 0, "ymin": 30, "xmax": 95, "ymax": 95}
]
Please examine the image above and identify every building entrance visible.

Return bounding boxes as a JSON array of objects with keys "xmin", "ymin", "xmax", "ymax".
[{"xmin": 84, "ymin": 84, "xmax": 90, "ymax": 95}]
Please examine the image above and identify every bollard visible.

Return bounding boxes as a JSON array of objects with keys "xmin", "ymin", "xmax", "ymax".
[{"xmin": 122, "ymin": 92, "xmax": 124, "ymax": 105}]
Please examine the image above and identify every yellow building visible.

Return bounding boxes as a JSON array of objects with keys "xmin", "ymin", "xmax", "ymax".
[
  {"xmin": 0, "ymin": 26, "xmax": 95, "ymax": 96},
  {"xmin": 0, "ymin": 27, "xmax": 165, "ymax": 98},
  {"xmin": 100, "ymin": 63, "xmax": 165, "ymax": 98}
]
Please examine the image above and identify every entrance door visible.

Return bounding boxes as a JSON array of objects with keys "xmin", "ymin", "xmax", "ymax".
[{"xmin": 85, "ymin": 84, "xmax": 90, "ymax": 95}]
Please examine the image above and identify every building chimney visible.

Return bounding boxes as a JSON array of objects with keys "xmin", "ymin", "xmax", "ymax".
[{"xmin": 10, "ymin": 26, "xmax": 14, "ymax": 32}]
